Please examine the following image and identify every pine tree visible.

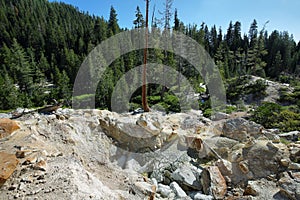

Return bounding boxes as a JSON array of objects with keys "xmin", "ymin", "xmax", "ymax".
[
  {"xmin": 249, "ymin": 19, "xmax": 258, "ymax": 48},
  {"xmin": 107, "ymin": 6, "xmax": 119, "ymax": 36},
  {"xmin": 0, "ymin": 73, "xmax": 22, "ymax": 110},
  {"xmin": 133, "ymin": 6, "xmax": 145, "ymax": 28}
]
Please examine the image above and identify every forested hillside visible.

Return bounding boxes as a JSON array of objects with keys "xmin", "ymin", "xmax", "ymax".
[{"xmin": 0, "ymin": 0, "xmax": 299, "ymax": 112}]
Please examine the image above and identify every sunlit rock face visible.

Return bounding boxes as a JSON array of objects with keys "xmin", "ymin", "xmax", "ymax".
[{"xmin": 0, "ymin": 109, "xmax": 298, "ymax": 199}]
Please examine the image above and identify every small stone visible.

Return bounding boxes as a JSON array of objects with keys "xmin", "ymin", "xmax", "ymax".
[
  {"xmin": 170, "ymin": 181, "xmax": 187, "ymax": 198},
  {"xmin": 192, "ymin": 192, "xmax": 214, "ymax": 200},
  {"xmin": 18, "ymin": 182, "xmax": 26, "ymax": 190},
  {"xmin": 280, "ymin": 159, "xmax": 290, "ymax": 167},
  {"xmin": 239, "ymin": 161, "xmax": 249, "ymax": 174},
  {"xmin": 151, "ymin": 178, "xmax": 158, "ymax": 188},
  {"xmin": 23, "ymin": 155, "xmax": 37, "ymax": 165},
  {"xmin": 33, "ymin": 160, "xmax": 47, "ymax": 171},
  {"xmin": 244, "ymin": 181, "xmax": 259, "ymax": 196},
  {"xmin": 288, "ymin": 162, "xmax": 300, "ymax": 170},
  {"xmin": 15, "ymin": 150, "xmax": 31, "ymax": 158},
  {"xmin": 8, "ymin": 184, "xmax": 17, "ymax": 190}
]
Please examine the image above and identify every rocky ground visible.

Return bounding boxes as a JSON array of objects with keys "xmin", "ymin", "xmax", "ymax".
[{"xmin": 0, "ymin": 109, "xmax": 300, "ymax": 200}]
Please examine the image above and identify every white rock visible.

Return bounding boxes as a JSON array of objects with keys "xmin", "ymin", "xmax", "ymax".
[
  {"xmin": 158, "ymin": 183, "xmax": 172, "ymax": 198},
  {"xmin": 289, "ymin": 162, "xmax": 300, "ymax": 170},
  {"xmin": 134, "ymin": 182, "xmax": 156, "ymax": 195},
  {"xmin": 170, "ymin": 181, "xmax": 187, "ymax": 198},
  {"xmin": 171, "ymin": 163, "xmax": 202, "ymax": 190},
  {"xmin": 191, "ymin": 192, "xmax": 214, "ymax": 200}
]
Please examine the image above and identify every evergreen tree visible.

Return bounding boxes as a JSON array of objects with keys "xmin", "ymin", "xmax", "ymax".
[
  {"xmin": 133, "ymin": 6, "xmax": 145, "ymax": 28},
  {"xmin": 107, "ymin": 6, "xmax": 119, "ymax": 36},
  {"xmin": 249, "ymin": 19, "xmax": 258, "ymax": 47},
  {"xmin": 0, "ymin": 73, "xmax": 21, "ymax": 110}
]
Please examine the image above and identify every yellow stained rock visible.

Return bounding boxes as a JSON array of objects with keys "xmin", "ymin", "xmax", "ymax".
[
  {"xmin": 0, "ymin": 118, "xmax": 20, "ymax": 139},
  {"xmin": 0, "ymin": 152, "xmax": 19, "ymax": 187}
]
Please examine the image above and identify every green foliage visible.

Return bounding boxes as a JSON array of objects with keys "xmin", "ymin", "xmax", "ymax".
[
  {"xmin": 0, "ymin": 0, "xmax": 299, "ymax": 113},
  {"xmin": 226, "ymin": 76, "xmax": 267, "ymax": 104},
  {"xmin": 251, "ymin": 102, "xmax": 300, "ymax": 131},
  {"xmin": 277, "ymin": 110, "xmax": 300, "ymax": 132},
  {"xmin": 225, "ymin": 105, "xmax": 238, "ymax": 114},
  {"xmin": 251, "ymin": 102, "xmax": 283, "ymax": 128}
]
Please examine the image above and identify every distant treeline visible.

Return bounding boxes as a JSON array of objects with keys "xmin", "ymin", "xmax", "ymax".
[{"xmin": 0, "ymin": 0, "xmax": 299, "ymax": 110}]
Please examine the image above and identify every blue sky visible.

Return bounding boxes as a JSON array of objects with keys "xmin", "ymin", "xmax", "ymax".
[{"xmin": 49, "ymin": 0, "xmax": 300, "ymax": 42}]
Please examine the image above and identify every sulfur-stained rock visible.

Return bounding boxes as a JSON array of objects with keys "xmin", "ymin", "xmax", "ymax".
[
  {"xmin": 0, "ymin": 152, "xmax": 19, "ymax": 186},
  {"xmin": 201, "ymin": 166, "xmax": 227, "ymax": 200},
  {"xmin": 0, "ymin": 118, "xmax": 20, "ymax": 138}
]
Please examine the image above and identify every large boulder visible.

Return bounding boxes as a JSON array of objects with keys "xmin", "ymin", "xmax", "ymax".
[
  {"xmin": 279, "ymin": 131, "xmax": 300, "ymax": 142},
  {"xmin": 277, "ymin": 171, "xmax": 300, "ymax": 200},
  {"xmin": 201, "ymin": 166, "xmax": 227, "ymax": 200},
  {"xmin": 222, "ymin": 118, "xmax": 263, "ymax": 142},
  {"xmin": 171, "ymin": 162, "xmax": 202, "ymax": 190},
  {"xmin": 0, "ymin": 118, "xmax": 20, "ymax": 139},
  {"xmin": 0, "ymin": 152, "xmax": 19, "ymax": 187},
  {"xmin": 99, "ymin": 111, "xmax": 163, "ymax": 152},
  {"xmin": 170, "ymin": 181, "xmax": 187, "ymax": 198},
  {"xmin": 243, "ymin": 179, "xmax": 281, "ymax": 199},
  {"xmin": 228, "ymin": 141, "xmax": 290, "ymax": 185}
]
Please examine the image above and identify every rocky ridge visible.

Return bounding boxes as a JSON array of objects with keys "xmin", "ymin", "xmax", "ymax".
[{"xmin": 0, "ymin": 109, "xmax": 299, "ymax": 200}]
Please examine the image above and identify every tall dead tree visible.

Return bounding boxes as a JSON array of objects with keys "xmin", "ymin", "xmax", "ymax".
[
  {"xmin": 142, "ymin": 0, "xmax": 150, "ymax": 112},
  {"xmin": 159, "ymin": 0, "xmax": 173, "ymax": 100}
]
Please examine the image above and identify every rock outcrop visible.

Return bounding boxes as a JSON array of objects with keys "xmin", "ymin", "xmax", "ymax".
[{"xmin": 0, "ymin": 108, "xmax": 298, "ymax": 200}]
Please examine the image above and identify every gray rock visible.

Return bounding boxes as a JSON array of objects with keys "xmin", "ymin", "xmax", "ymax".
[
  {"xmin": 279, "ymin": 131, "xmax": 300, "ymax": 142},
  {"xmin": 227, "ymin": 141, "xmax": 290, "ymax": 185},
  {"xmin": 278, "ymin": 172, "xmax": 300, "ymax": 200},
  {"xmin": 170, "ymin": 181, "xmax": 187, "ymax": 198},
  {"xmin": 288, "ymin": 162, "xmax": 300, "ymax": 170},
  {"xmin": 199, "ymin": 137, "xmax": 239, "ymax": 159},
  {"xmin": 243, "ymin": 179, "xmax": 282, "ymax": 199},
  {"xmin": 0, "ymin": 113, "xmax": 12, "ymax": 119},
  {"xmin": 261, "ymin": 129, "xmax": 281, "ymax": 142},
  {"xmin": 134, "ymin": 181, "xmax": 156, "ymax": 196},
  {"xmin": 222, "ymin": 118, "xmax": 263, "ymax": 142},
  {"xmin": 289, "ymin": 143, "xmax": 300, "ymax": 163},
  {"xmin": 242, "ymin": 141, "xmax": 289, "ymax": 179},
  {"xmin": 212, "ymin": 112, "xmax": 230, "ymax": 121},
  {"xmin": 99, "ymin": 111, "xmax": 162, "ymax": 152},
  {"xmin": 158, "ymin": 183, "xmax": 172, "ymax": 198},
  {"xmin": 171, "ymin": 162, "xmax": 202, "ymax": 190},
  {"xmin": 189, "ymin": 192, "xmax": 214, "ymax": 200},
  {"xmin": 151, "ymin": 178, "xmax": 158, "ymax": 188}
]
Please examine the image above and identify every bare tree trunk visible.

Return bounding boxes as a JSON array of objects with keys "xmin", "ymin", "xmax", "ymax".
[{"xmin": 142, "ymin": 0, "xmax": 150, "ymax": 112}]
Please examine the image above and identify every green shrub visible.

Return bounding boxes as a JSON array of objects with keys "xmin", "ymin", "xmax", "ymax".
[
  {"xmin": 251, "ymin": 102, "xmax": 283, "ymax": 129},
  {"xmin": 203, "ymin": 108, "xmax": 213, "ymax": 118},
  {"xmin": 251, "ymin": 102, "xmax": 300, "ymax": 131},
  {"xmin": 278, "ymin": 110, "xmax": 300, "ymax": 132}
]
